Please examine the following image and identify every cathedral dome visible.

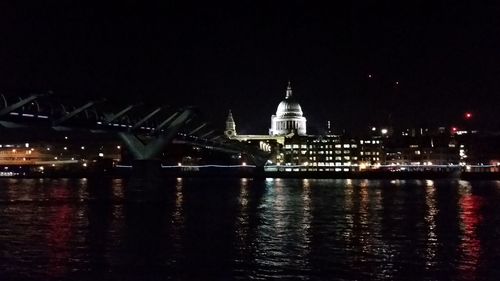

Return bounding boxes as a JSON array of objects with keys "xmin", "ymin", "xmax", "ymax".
[
  {"xmin": 275, "ymin": 82, "xmax": 304, "ymax": 117},
  {"xmin": 276, "ymin": 98, "xmax": 303, "ymax": 117},
  {"xmin": 269, "ymin": 82, "xmax": 307, "ymax": 136}
]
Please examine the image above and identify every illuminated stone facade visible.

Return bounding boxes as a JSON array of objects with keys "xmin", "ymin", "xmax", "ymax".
[{"xmin": 269, "ymin": 82, "xmax": 307, "ymax": 136}]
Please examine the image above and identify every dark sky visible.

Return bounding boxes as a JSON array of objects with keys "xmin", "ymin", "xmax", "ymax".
[{"xmin": 1, "ymin": 1, "xmax": 499, "ymax": 134}]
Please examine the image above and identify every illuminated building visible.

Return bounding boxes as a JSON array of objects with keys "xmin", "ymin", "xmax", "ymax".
[
  {"xmin": 279, "ymin": 135, "xmax": 359, "ymax": 172},
  {"xmin": 223, "ymin": 111, "xmax": 282, "ymax": 162},
  {"xmin": 225, "ymin": 82, "xmax": 383, "ymax": 170},
  {"xmin": 269, "ymin": 82, "xmax": 307, "ymax": 136},
  {"xmin": 358, "ymin": 137, "xmax": 384, "ymax": 166},
  {"xmin": 384, "ymin": 135, "xmax": 459, "ymax": 166}
]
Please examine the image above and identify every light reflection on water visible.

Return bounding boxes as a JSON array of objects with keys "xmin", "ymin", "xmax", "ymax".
[{"xmin": 0, "ymin": 178, "xmax": 500, "ymax": 280}]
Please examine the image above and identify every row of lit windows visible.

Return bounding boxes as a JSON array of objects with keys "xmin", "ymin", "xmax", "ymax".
[
  {"xmin": 311, "ymin": 162, "xmax": 352, "ymax": 167},
  {"xmin": 316, "ymin": 150, "xmax": 350, "ymax": 155},
  {"xmin": 360, "ymin": 151, "xmax": 380, "ymax": 155},
  {"xmin": 311, "ymin": 139, "xmax": 342, "ymax": 143},
  {"xmin": 285, "ymin": 149, "xmax": 353, "ymax": 154},
  {"xmin": 285, "ymin": 149, "xmax": 387, "ymax": 157},
  {"xmin": 360, "ymin": 157, "xmax": 380, "ymax": 161},
  {"xmin": 360, "ymin": 140, "xmax": 381, "ymax": 144},
  {"xmin": 281, "ymin": 168, "xmax": 352, "ymax": 172},
  {"xmin": 285, "ymin": 143, "xmax": 359, "ymax": 149},
  {"xmin": 319, "ymin": 156, "xmax": 359, "ymax": 161}
]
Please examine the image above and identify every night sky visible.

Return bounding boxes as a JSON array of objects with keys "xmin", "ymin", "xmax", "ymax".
[{"xmin": 1, "ymin": 1, "xmax": 499, "ymax": 135}]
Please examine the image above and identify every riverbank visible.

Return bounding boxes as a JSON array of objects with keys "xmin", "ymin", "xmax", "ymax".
[{"xmin": 2, "ymin": 167, "xmax": 500, "ymax": 180}]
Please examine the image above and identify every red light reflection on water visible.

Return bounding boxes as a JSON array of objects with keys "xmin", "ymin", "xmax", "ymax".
[
  {"xmin": 458, "ymin": 193, "xmax": 484, "ymax": 280},
  {"xmin": 46, "ymin": 186, "xmax": 74, "ymax": 278}
]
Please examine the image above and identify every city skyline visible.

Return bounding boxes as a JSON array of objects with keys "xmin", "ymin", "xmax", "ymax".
[{"xmin": 1, "ymin": 2, "xmax": 499, "ymax": 133}]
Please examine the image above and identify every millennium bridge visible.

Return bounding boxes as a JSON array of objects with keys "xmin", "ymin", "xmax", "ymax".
[{"xmin": 0, "ymin": 92, "xmax": 270, "ymax": 177}]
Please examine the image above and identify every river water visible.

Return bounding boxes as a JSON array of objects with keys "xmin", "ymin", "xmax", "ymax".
[{"xmin": 0, "ymin": 178, "xmax": 499, "ymax": 280}]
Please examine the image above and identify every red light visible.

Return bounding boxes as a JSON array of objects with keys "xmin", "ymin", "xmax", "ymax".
[
  {"xmin": 452, "ymin": 127, "xmax": 458, "ymax": 132},
  {"xmin": 465, "ymin": 112, "xmax": 472, "ymax": 119}
]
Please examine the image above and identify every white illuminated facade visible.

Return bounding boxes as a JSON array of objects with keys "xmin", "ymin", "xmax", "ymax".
[
  {"xmin": 269, "ymin": 82, "xmax": 307, "ymax": 136},
  {"xmin": 224, "ymin": 110, "xmax": 285, "ymax": 152}
]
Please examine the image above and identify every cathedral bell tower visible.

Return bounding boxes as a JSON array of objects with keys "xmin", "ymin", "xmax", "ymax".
[{"xmin": 224, "ymin": 110, "xmax": 237, "ymax": 138}]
